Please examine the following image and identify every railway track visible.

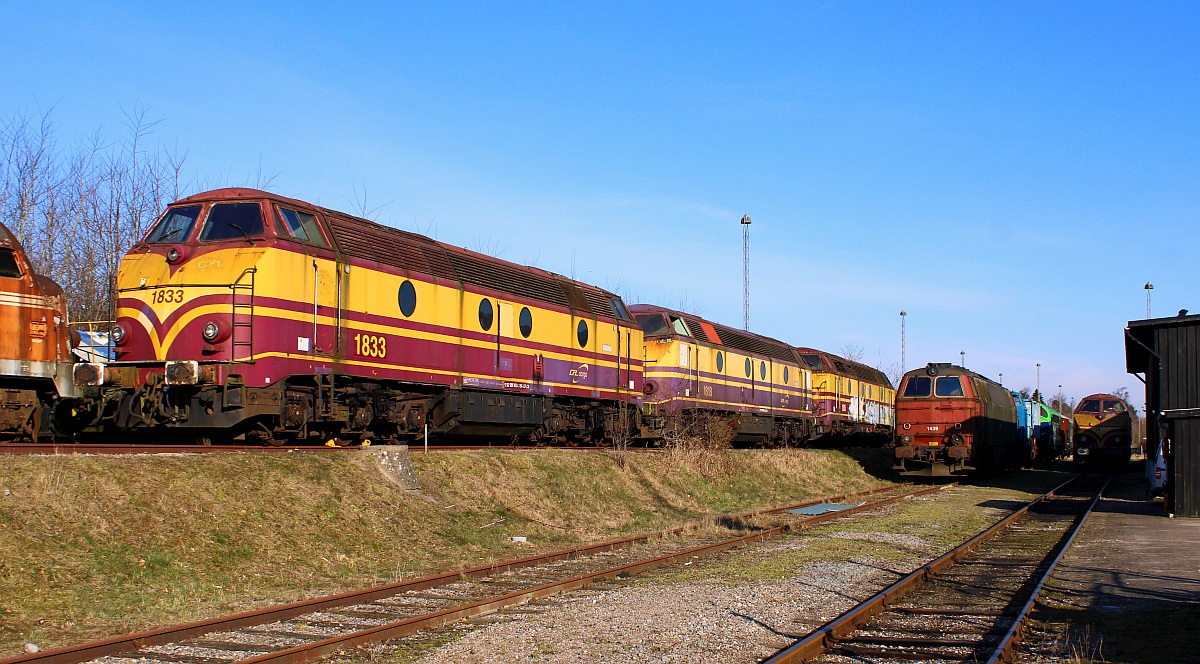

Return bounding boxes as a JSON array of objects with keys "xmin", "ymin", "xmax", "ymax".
[
  {"xmin": 0, "ymin": 443, "xmax": 613, "ymax": 455},
  {"xmin": 763, "ymin": 473, "xmax": 1109, "ymax": 663},
  {"xmin": 1, "ymin": 484, "xmax": 945, "ymax": 664}
]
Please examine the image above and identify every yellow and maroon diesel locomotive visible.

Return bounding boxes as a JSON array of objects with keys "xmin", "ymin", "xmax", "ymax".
[
  {"xmin": 0, "ymin": 221, "xmax": 76, "ymax": 441},
  {"xmin": 631, "ymin": 305, "xmax": 814, "ymax": 445},
  {"xmin": 70, "ymin": 188, "xmax": 644, "ymax": 444},
  {"xmin": 1072, "ymin": 393, "xmax": 1133, "ymax": 465},
  {"xmin": 795, "ymin": 348, "xmax": 895, "ymax": 440}
]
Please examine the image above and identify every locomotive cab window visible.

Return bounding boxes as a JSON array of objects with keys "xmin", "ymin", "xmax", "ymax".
[
  {"xmin": 610, "ymin": 298, "xmax": 632, "ymax": 321},
  {"xmin": 903, "ymin": 376, "xmax": 932, "ymax": 397},
  {"xmin": 636, "ymin": 314, "xmax": 670, "ymax": 336},
  {"xmin": 934, "ymin": 376, "xmax": 965, "ymax": 397},
  {"xmin": 0, "ymin": 249, "xmax": 21, "ymax": 278},
  {"xmin": 145, "ymin": 205, "xmax": 201, "ymax": 243},
  {"xmin": 200, "ymin": 203, "xmax": 264, "ymax": 242},
  {"xmin": 1102, "ymin": 400, "xmax": 1124, "ymax": 414},
  {"xmin": 670, "ymin": 316, "xmax": 691, "ymax": 337},
  {"xmin": 1077, "ymin": 400, "xmax": 1101, "ymax": 414},
  {"xmin": 800, "ymin": 354, "xmax": 824, "ymax": 371},
  {"xmin": 277, "ymin": 207, "xmax": 329, "ymax": 246}
]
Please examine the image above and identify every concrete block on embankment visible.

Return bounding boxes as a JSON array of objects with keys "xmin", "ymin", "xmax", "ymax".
[{"xmin": 370, "ymin": 445, "xmax": 420, "ymax": 489}]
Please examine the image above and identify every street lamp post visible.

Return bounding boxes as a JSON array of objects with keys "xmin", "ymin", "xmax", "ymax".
[
  {"xmin": 741, "ymin": 215, "xmax": 752, "ymax": 331},
  {"xmin": 1036, "ymin": 363, "xmax": 1041, "ymax": 399},
  {"xmin": 900, "ymin": 310, "xmax": 907, "ymax": 373},
  {"xmin": 999, "ymin": 372, "xmax": 1003, "ymax": 386},
  {"xmin": 1145, "ymin": 282, "xmax": 1154, "ymax": 318},
  {"xmin": 960, "ymin": 350, "xmax": 965, "ymax": 368}
]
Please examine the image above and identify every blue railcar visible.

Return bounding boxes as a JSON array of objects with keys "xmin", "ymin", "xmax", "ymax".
[{"xmin": 1012, "ymin": 391, "xmax": 1036, "ymax": 462}]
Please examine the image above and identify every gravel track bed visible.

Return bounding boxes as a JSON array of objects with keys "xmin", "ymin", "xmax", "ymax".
[
  {"xmin": 81, "ymin": 492, "xmax": 932, "ymax": 664},
  {"xmin": 338, "ymin": 492, "xmax": 991, "ymax": 664}
]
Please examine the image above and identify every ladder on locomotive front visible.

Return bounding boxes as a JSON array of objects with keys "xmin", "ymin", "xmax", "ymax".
[{"xmin": 231, "ymin": 268, "xmax": 256, "ymax": 363}]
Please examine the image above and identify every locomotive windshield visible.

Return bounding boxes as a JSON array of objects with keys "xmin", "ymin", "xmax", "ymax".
[
  {"xmin": 636, "ymin": 314, "xmax": 670, "ymax": 336},
  {"xmin": 145, "ymin": 205, "xmax": 201, "ymax": 243},
  {"xmin": 1077, "ymin": 400, "xmax": 1101, "ymax": 414},
  {"xmin": 610, "ymin": 298, "xmax": 632, "ymax": 321},
  {"xmin": 934, "ymin": 376, "xmax": 965, "ymax": 397},
  {"xmin": 800, "ymin": 354, "xmax": 825, "ymax": 371},
  {"xmin": 0, "ymin": 249, "xmax": 20, "ymax": 278},
  {"xmin": 277, "ymin": 207, "xmax": 329, "ymax": 246},
  {"xmin": 200, "ymin": 203, "xmax": 265, "ymax": 242},
  {"xmin": 1102, "ymin": 400, "xmax": 1124, "ymax": 413},
  {"xmin": 903, "ymin": 376, "xmax": 932, "ymax": 397}
]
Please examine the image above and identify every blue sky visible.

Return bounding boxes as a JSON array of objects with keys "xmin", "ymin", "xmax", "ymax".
[{"xmin": 3, "ymin": 1, "xmax": 1197, "ymax": 405}]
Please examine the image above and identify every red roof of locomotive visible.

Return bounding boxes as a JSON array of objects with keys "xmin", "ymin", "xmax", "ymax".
[
  {"xmin": 628, "ymin": 304, "xmax": 798, "ymax": 363},
  {"xmin": 165, "ymin": 188, "xmax": 630, "ymax": 320},
  {"xmin": 796, "ymin": 347, "xmax": 892, "ymax": 388}
]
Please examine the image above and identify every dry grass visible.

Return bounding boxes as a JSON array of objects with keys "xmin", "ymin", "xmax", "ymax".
[
  {"xmin": 644, "ymin": 478, "xmax": 1070, "ymax": 588},
  {"xmin": 0, "ymin": 447, "xmax": 893, "ymax": 654}
]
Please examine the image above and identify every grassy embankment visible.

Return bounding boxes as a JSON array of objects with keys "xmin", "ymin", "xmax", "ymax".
[{"xmin": 0, "ymin": 447, "xmax": 895, "ymax": 654}]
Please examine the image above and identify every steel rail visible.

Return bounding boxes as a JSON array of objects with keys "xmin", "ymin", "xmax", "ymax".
[
  {"xmin": 0, "ymin": 444, "xmax": 361, "ymax": 455},
  {"xmin": 985, "ymin": 475, "xmax": 1111, "ymax": 664},
  {"xmin": 0, "ymin": 443, "xmax": 616, "ymax": 455},
  {"xmin": 0, "ymin": 483, "xmax": 931, "ymax": 664},
  {"xmin": 762, "ymin": 474, "xmax": 1096, "ymax": 663},
  {"xmin": 201, "ymin": 484, "xmax": 953, "ymax": 664}
]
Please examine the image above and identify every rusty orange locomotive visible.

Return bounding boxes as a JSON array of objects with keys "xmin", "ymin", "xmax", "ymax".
[
  {"xmin": 893, "ymin": 363, "xmax": 1019, "ymax": 475},
  {"xmin": 0, "ymin": 222, "xmax": 76, "ymax": 441}
]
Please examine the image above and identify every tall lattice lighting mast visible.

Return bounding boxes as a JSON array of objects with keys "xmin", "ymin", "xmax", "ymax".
[
  {"xmin": 900, "ymin": 310, "xmax": 907, "ymax": 373},
  {"xmin": 741, "ymin": 215, "xmax": 752, "ymax": 330}
]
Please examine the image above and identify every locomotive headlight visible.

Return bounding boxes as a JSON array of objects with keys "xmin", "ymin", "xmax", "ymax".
[
  {"xmin": 202, "ymin": 321, "xmax": 221, "ymax": 342},
  {"xmin": 902, "ymin": 434, "xmax": 912, "ymax": 443},
  {"xmin": 110, "ymin": 323, "xmax": 128, "ymax": 345},
  {"xmin": 951, "ymin": 433, "xmax": 965, "ymax": 445}
]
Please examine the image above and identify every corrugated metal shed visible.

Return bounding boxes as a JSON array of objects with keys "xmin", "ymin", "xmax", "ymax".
[{"xmin": 1126, "ymin": 313, "xmax": 1200, "ymax": 517}]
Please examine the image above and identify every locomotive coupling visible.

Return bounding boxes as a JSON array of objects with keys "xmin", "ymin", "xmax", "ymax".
[
  {"xmin": 73, "ymin": 362, "xmax": 125, "ymax": 387},
  {"xmin": 165, "ymin": 360, "xmax": 215, "ymax": 386}
]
